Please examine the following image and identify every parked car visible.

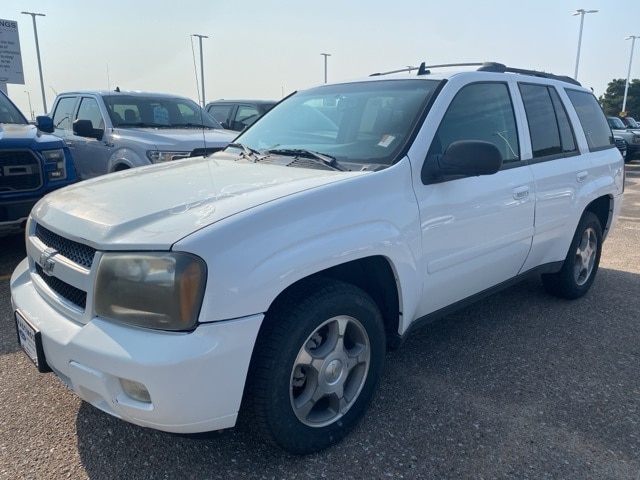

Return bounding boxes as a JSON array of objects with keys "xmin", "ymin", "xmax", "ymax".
[
  {"xmin": 620, "ymin": 116, "xmax": 639, "ymax": 129},
  {"xmin": 42, "ymin": 90, "xmax": 237, "ymax": 179},
  {"xmin": 607, "ymin": 116, "xmax": 640, "ymax": 161},
  {"xmin": 0, "ymin": 90, "xmax": 78, "ymax": 237},
  {"xmin": 12, "ymin": 62, "xmax": 624, "ymax": 454},
  {"xmin": 205, "ymin": 99, "xmax": 277, "ymax": 132}
]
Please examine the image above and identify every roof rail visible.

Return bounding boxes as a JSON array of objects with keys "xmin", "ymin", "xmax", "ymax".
[{"xmin": 370, "ymin": 61, "xmax": 581, "ymax": 86}]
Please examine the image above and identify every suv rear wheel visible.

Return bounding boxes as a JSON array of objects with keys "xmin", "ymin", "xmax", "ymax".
[{"xmin": 542, "ymin": 211, "xmax": 602, "ymax": 299}]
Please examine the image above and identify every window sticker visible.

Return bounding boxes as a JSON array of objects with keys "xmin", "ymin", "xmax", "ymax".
[
  {"xmin": 378, "ymin": 135, "xmax": 396, "ymax": 148},
  {"xmin": 153, "ymin": 106, "xmax": 170, "ymax": 125}
]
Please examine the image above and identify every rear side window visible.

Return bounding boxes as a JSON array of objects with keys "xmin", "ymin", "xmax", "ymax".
[
  {"xmin": 519, "ymin": 83, "xmax": 577, "ymax": 159},
  {"xmin": 565, "ymin": 90, "xmax": 613, "ymax": 151},
  {"xmin": 429, "ymin": 82, "xmax": 520, "ymax": 163}
]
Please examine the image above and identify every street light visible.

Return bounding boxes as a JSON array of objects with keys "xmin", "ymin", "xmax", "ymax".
[
  {"xmin": 191, "ymin": 34, "xmax": 208, "ymax": 108},
  {"xmin": 572, "ymin": 9, "xmax": 598, "ymax": 80},
  {"xmin": 321, "ymin": 53, "xmax": 331, "ymax": 84},
  {"xmin": 21, "ymin": 11, "xmax": 47, "ymax": 114},
  {"xmin": 24, "ymin": 90, "xmax": 33, "ymax": 120},
  {"xmin": 622, "ymin": 35, "xmax": 640, "ymax": 116}
]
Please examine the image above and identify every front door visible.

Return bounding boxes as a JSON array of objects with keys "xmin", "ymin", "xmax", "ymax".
[{"xmin": 414, "ymin": 81, "xmax": 535, "ymax": 317}]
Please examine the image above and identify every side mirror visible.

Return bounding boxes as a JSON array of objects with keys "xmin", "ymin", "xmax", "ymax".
[
  {"xmin": 36, "ymin": 115, "xmax": 54, "ymax": 133},
  {"xmin": 422, "ymin": 140, "xmax": 503, "ymax": 184},
  {"xmin": 73, "ymin": 119, "xmax": 104, "ymax": 140}
]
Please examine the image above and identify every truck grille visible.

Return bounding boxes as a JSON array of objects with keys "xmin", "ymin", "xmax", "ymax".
[
  {"xmin": 35, "ymin": 263, "xmax": 87, "ymax": 310},
  {"xmin": 615, "ymin": 137, "xmax": 627, "ymax": 152},
  {"xmin": 35, "ymin": 223, "xmax": 96, "ymax": 269},
  {"xmin": 0, "ymin": 150, "xmax": 43, "ymax": 192}
]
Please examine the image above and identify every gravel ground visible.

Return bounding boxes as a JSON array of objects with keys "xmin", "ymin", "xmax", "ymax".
[{"xmin": 1, "ymin": 162, "xmax": 639, "ymax": 480}]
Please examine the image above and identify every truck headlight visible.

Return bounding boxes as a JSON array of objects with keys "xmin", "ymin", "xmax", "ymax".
[
  {"xmin": 42, "ymin": 149, "xmax": 68, "ymax": 180},
  {"xmin": 95, "ymin": 252, "xmax": 206, "ymax": 331},
  {"xmin": 146, "ymin": 150, "xmax": 191, "ymax": 163}
]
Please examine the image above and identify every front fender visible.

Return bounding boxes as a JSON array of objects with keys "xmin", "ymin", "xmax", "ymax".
[
  {"xmin": 176, "ymin": 160, "xmax": 424, "ymax": 328},
  {"xmin": 107, "ymin": 147, "xmax": 149, "ymax": 172}
]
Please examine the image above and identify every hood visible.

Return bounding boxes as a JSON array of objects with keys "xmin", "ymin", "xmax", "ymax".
[
  {"xmin": 115, "ymin": 127, "xmax": 237, "ymax": 149},
  {"xmin": 0, "ymin": 123, "xmax": 64, "ymax": 149},
  {"xmin": 32, "ymin": 155, "xmax": 363, "ymax": 249}
]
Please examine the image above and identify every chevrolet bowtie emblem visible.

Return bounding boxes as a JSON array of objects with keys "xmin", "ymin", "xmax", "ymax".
[{"xmin": 39, "ymin": 248, "xmax": 58, "ymax": 276}]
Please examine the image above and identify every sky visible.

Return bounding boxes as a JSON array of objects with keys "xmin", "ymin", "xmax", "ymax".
[{"xmin": 3, "ymin": 0, "xmax": 640, "ymax": 118}]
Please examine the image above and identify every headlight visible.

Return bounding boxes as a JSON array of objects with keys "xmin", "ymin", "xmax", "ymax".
[
  {"xmin": 146, "ymin": 150, "xmax": 191, "ymax": 163},
  {"xmin": 95, "ymin": 252, "xmax": 206, "ymax": 331},
  {"xmin": 42, "ymin": 149, "xmax": 68, "ymax": 180}
]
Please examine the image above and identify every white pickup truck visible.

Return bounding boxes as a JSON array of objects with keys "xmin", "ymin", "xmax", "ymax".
[{"xmin": 11, "ymin": 62, "xmax": 624, "ymax": 454}]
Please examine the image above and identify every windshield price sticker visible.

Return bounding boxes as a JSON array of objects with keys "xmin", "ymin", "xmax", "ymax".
[{"xmin": 15, "ymin": 311, "xmax": 50, "ymax": 372}]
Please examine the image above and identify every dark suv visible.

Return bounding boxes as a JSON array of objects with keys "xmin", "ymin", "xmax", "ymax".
[
  {"xmin": 0, "ymin": 90, "xmax": 77, "ymax": 236},
  {"xmin": 205, "ymin": 99, "xmax": 276, "ymax": 132}
]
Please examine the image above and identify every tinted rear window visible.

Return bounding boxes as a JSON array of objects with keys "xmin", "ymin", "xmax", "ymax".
[{"xmin": 565, "ymin": 90, "xmax": 613, "ymax": 151}]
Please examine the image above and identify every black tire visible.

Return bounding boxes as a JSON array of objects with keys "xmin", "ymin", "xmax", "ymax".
[
  {"xmin": 541, "ymin": 211, "xmax": 602, "ymax": 299},
  {"xmin": 243, "ymin": 278, "xmax": 386, "ymax": 454}
]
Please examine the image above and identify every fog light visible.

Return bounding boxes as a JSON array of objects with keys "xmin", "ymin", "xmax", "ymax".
[{"xmin": 120, "ymin": 378, "xmax": 152, "ymax": 403}]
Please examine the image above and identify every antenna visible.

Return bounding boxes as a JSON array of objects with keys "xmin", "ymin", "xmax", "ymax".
[
  {"xmin": 189, "ymin": 36, "xmax": 209, "ymax": 156},
  {"xmin": 190, "ymin": 36, "xmax": 201, "ymax": 107}
]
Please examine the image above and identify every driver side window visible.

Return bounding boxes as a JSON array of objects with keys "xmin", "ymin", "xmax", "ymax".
[
  {"xmin": 429, "ymin": 82, "xmax": 520, "ymax": 163},
  {"xmin": 52, "ymin": 97, "xmax": 76, "ymax": 131}
]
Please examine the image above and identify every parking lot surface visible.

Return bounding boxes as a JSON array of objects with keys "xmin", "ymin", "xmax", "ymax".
[{"xmin": 1, "ymin": 162, "xmax": 639, "ymax": 480}]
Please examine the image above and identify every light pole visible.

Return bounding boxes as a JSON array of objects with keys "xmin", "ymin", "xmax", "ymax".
[
  {"xmin": 321, "ymin": 53, "xmax": 331, "ymax": 83},
  {"xmin": 573, "ymin": 9, "xmax": 597, "ymax": 80},
  {"xmin": 622, "ymin": 35, "xmax": 640, "ymax": 116},
  {"xmin": 21, "ymin": 11, "xmax": 47, "ymax": 113},
  {"xmin": 24, "ymin": 90, "xmax": 33, "ymax": 120},
  {"xmin": 192, "ymin": 34, "xmax": 208, "ymax": 108}
]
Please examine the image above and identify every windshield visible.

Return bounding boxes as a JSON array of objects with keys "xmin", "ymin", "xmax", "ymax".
[
  {"xmin": 102, "ymin": 94, "xmax": 222, "ymax": 129},
  {"xmin": 234, "ymin": 79, "xmax": 439, "ymax": 168},
  {"xmin": 625, "ymin": 117, "xmax": 639, "ymax": 128},
  {"xmin": 0, "ymin": 93, "xmax": 29, "ymax": 125}
]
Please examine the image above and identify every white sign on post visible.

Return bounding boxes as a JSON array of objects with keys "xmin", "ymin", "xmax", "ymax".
[{"xmin": 0, "ymin": 18, "xmax": 25, "ymax": 84}]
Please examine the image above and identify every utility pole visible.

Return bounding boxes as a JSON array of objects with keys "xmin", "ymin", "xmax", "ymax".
[
  {"xmin": 321, "ymin": 53, "xmax": 331, "ymax": 84},
  {"xmin": 21, "ymin": 11, "xmax": 47, "ymax": 113}
]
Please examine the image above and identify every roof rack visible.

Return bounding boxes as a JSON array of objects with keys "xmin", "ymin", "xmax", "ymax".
[{"xmin": 370, "ymin": 61, "xmax": 581, "ymax": 87}]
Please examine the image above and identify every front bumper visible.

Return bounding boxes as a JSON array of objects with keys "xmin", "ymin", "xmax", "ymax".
[{"xmin": 10, "ymin": 258, "xmax": 263, "ymax": 433}]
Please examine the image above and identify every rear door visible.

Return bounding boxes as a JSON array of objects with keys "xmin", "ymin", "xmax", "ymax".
[{"xmin": 517, "ymin": 84, "xmax": 612, "ymax": 272}]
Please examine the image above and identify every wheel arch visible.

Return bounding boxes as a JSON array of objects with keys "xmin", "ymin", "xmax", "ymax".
[
  {"xmin": 265, "ymin": 255, "xmax": 403, "ymax": 351},
  {"xmin": 584, "ymin": 194, "xmax": 613, "ymax": 239}
]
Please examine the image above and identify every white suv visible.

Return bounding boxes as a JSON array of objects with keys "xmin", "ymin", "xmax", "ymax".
[
  {"xmin": 43, "ymin": 90, "xmax": 237, "ymax": 179},
  {"xmin": 12, "ymin": 62, "xmax": 624, "ymax": 454}
]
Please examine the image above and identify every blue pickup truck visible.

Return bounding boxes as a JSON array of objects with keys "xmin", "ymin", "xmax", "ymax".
[{"xmin": 0, "ymin": 90, "xmax": 78, "ymax": 237}]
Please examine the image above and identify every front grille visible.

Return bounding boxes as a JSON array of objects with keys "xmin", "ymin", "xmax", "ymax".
[
  {"xmin": 615, "ymin": 138, "xmax": 627, "ymax": 152},
  {"xmin": 0, "ymin": 150, "xmax": 43, "ymax": 192},
  {"xmin": 35, "ymin": 263, "xmax": 87, "ymax": 310},
  {"xmin": 190, "ymin": 147, "xmax": 223, "ymax": 157},
  {"xmin": 35, "ymin": 223, "xmax": 96, "ymax": 269}
]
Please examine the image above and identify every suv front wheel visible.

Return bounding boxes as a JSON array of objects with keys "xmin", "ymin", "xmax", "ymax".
[{"xmin": 244, "ymin": 278, "xmax": 386, "ymax": 454}]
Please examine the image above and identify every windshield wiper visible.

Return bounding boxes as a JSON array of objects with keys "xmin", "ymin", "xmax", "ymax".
[
  {"xmin": 227, "ymin": 142, "xmax": 263, "ymax": 161},
  {"xmin": 175, "ymin": 123, "xmax": 216, "ymax": 129},
  {"xmin": 117, "ymin": 122, "xmax": 169, "ymax": 128},
  {"xmin": 265, "ymin": 148, "xmax": 345, "ymax": 171}
]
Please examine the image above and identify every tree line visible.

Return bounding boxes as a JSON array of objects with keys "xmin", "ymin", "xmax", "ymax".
[{"xmin": 599, "ymin": 78, "xmax": 640, "ymax": 117}]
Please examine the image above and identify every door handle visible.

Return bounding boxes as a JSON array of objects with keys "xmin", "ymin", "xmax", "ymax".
[
  {"xmin": 512, "ymin": 185, "xmax": 529, "ymax": 200},
  {"xmin": 577, "ymin": 171, "xmax": 588, "ymax": 183}
]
